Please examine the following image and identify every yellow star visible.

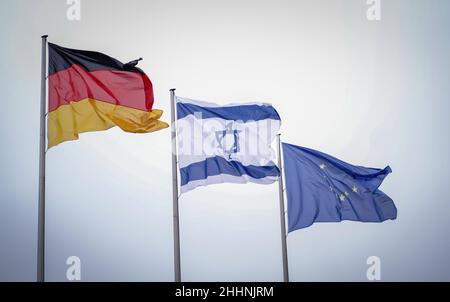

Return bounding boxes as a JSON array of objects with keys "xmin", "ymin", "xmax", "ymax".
[
  {"xmin": 319, "ymin": 163, "xmax": 326, "ymax": 170},
  {"xmin": 352, "ymin": 186, "xmax": 358, "ymax": 193},
  {"xmin": 344, "ymin": 191, "xmax": 349, "ymax": 196},
  {"xmin": 339, "ymin": 194, "xmax": 345, "ymax": 202}
]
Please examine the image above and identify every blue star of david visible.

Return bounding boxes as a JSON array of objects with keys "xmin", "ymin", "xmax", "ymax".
[{"xmin": 215, "ymin": 123, "xmax": 241, "ymax": 160}]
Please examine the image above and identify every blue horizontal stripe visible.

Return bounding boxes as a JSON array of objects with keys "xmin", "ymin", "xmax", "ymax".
[
  {"xmin": 177, "ymin": 102, "xmax": 281, "ymax": 122},
  {"xmin": 180, "ymin": 156, "xmax": 280, "ymax": 186}
]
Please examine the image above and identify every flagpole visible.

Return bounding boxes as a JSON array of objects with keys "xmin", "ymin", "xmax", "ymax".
[
  {"xmin": 276, "ymin": 134, "xmax": 289, "ymax": 282},
  {"xmin": 170, "ymin": 88, "xmax": 181, "ymax": 282},
  {"xmin": 37, "ymin": 34, "xmax": 48, "ymax": 282}
]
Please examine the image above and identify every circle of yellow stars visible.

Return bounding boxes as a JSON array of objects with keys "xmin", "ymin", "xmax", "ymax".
[{"xmin": 319, "ymin": 162, "xmax": 358, "ymax": 202}]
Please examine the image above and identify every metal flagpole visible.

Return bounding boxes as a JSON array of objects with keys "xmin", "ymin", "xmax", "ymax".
[
  {"xmin": 170, "ymin": 88, "xmax": 181, "ymax": 282},
  {"xmin": 276, "ymin": 134, "xmax": 289, "ymax": 282},
  {"xmin": 37, "ymin": 35, "xmax": 48, "ymax": 282}
]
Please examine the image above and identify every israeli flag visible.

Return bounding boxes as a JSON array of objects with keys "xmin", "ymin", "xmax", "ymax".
[{"xmin": 176, "ymin": 97, "xmax": 281, "ymax": 193}]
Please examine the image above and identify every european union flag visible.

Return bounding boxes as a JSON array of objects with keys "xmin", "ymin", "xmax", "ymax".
[{"xmin": 282, "ymin": 143, "xmax": 397, "ymax": 232}]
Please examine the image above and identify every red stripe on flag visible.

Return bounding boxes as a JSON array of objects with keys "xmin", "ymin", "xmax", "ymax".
[{"xmin": 48, "ymin": 64, "xmax": 154, "ymax": 113}]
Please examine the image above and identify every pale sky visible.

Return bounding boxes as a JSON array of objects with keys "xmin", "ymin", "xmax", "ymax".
[{"xmin": 1, "ymin": 0, "xmax": 450, "ymax": 281}]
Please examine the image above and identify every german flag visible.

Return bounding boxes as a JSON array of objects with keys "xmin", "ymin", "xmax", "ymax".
[{"xmin": 47, "ymin": 43, "xmax": 168, "ymax": 148}]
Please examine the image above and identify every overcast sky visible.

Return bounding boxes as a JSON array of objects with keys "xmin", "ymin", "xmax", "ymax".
[{"xmin": 1, "ymin": 0, "xmax": 450, "ymax": 281}]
